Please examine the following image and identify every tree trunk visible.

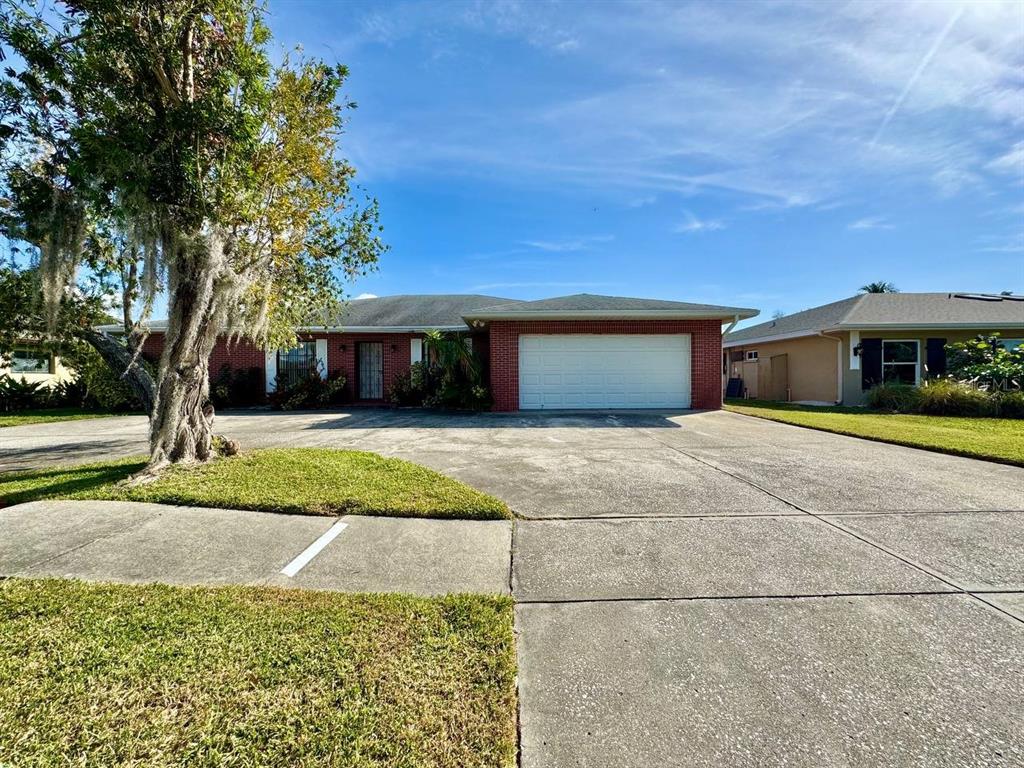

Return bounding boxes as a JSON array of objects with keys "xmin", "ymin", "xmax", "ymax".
[
  {"xmin": 144, "ymin": 229, "xmax": 230, "ymax": 472},
  {"xmin": 77, "ymin": 327, "xmax": 156, "ymax": 414}
]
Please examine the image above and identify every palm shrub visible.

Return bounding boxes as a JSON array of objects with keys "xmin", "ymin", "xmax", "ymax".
[
  {"xmin": 49, "ymin": 377, "xmax": 89, "ymax": 408},
  {"xmin": 0, "ymin": 375, "xmax": 49, "ymax": 412},
  {"xmin": 421, "ymin": 331, "xmax": 491, "ymax": 410}
]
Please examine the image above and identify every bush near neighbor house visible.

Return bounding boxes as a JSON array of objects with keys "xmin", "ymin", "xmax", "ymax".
[
  {"xmin": 0, "ymin": 373, "xmax": 91, "ymax": 412},
  {"xmin": 866, "ymin": 378, "xmax": 1022, "ymax": 419},
  {"xmin": 916, "ymin": 378, "xmax": 996, "ymax": 417},
  {"xmin": 997, "ymin": 390, "xmax": 1024, "ymax": 419},
  {"xmin": 388, "ymin": 332, "xmax": 491, "ymax": 410},
  {"xmin": 73, "ymin": 348, "xmax": 149, "ymax": 411},
  {"xmin": 0, "ymin": 375, "xmax": 48, "ymax": 412},
  {"xmin": 865, "ymin": 382, "xmax": 922, "ymax": 413},
  {"xmin": 269, "ymin": 367, "xmax": 348, "ymax": 410},
  {"xmin": 946, "ymin": 334, "xmax": 1024, "ymax": 391}
]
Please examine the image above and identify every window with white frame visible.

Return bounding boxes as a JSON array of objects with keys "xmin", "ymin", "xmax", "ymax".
[
  {"xmin": 882, "ymin": 340, "xmax": 919, "ymax": 385},
  {"xmin": 745, "ymin": 350, "xmax": 758, "ymax": 361}
]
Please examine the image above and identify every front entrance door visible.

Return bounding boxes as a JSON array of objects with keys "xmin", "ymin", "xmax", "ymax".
[{"xmin": 357, "ymin": 342, "xmax": 384, "ymax": 400}]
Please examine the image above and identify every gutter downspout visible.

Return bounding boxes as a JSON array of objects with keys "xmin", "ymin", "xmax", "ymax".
[
  {"xmin": 722, "ymin": 314, "xmax": 740, "ymax": 336},
  {"xmin": 818, "ymin": 331, "xmax": 843, "ymax": 404}
]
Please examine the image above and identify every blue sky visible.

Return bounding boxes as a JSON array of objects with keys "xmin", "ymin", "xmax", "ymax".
[{"xmin": 275, "ymin": 1, "xmax": 1021, "ymax": 322}]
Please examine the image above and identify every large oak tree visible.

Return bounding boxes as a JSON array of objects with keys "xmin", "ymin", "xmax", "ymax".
[{"xmin": 0, "ymin": 0, "xmax": 384, "ymax": 473}]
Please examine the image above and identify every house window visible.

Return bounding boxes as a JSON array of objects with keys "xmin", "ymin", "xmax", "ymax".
[
  {"xmin": 10, "ymin": 348, "xmax": 52, "ymax": 374},
  {"xmin": 998, "ymin": 338, "xmax": 1023, "ymax": 351},
  {"xmin": 882, "ymin": 340, "xmax": 919, "ymax": 385},
  {"xmin": 276, "ymin": 341, "xmax": 317, "ymax": 389},
  {"xmin": 745, "ymin": 350, "xmax": 758, "ymax": 361}
]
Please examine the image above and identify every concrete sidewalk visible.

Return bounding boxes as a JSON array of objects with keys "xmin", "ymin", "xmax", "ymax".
[{"xmin": 0, "ymin": 500, "xmax": 512, "ymax": 596}]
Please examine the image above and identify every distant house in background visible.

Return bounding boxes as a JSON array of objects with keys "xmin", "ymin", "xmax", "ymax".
[
  {"xmin": 724, "ymin": 293, "xmax": 1024, "ymax": 405},
  {"xmin": 0, "ymin": 343, "xmax": 74, "ymax": 387}
]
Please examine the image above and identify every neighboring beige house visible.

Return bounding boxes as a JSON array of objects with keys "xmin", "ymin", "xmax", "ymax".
[
  {"xmin": 724, "ymin": 293, "xmax": 1024, "ymax": 405},
  {"xmin": 0, "ymin": 344, "xmax": 74, "ymax": 387}
]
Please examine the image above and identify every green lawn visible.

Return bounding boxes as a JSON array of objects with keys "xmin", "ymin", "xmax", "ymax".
[
  {"xmin": 0, "ymin": 578, "xmax": 516, "ymax": 768},
  {"xmin": 0, "ymin": 407, "xmax": 135, "ymax": 428},
  {"xmin": 0, "ymin": 448, "xmax": 511, "ymax": 519},
  {"xmin": 725, "ymin": 399, "xmax": 1024, "ymax": 466}
]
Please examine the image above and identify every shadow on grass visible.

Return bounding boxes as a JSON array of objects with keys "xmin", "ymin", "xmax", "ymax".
[{"xmin": 0, "ymin": 461, "xmax": 146, "ymax": 508}]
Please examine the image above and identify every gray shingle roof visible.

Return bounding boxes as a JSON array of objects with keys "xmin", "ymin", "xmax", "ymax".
[
  {"xmin": 726, "ymin": 292, "xmax": 1024, "ymax": 344},
  {"xmin": 95, "ymin": 294, "xmax": 521, "ymax": 333},
  {"xmin": 465, "ymin": 293, "xmax": 758, "ymax": 318},
  {"xmin": 327, "ymin": 294, "xmax": 519, "ymax": 328}
]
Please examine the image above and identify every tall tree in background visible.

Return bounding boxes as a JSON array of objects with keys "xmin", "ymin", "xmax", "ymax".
[
  {"xmin": 0, "ymin": 0, "xmax": 384, "ymax": 473},
  {"xmin": 859, "ymin": 281, "xmax": 899, "ymax": 293}
]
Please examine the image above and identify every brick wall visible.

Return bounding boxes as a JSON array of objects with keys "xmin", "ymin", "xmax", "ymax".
[
  {"xmin": 327, "ymin": 333, "xmax": 421, "ymax": 401},
  {"xmin": 488, "ymin": 319, "xmax": 724, "ymax": 412},
  {"xmin": 141, "ymin": 331, "xmax": 421, "ymax": 402},
  {"xmin": 140, "ymin": 334, "xmax": 265, "ymax": 374}
]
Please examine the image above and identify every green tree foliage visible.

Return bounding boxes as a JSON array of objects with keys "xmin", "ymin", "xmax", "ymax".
[
  {"xmin": 0, "ymin": 0, "xmax": 385, "ymax": 470},
  {"xmin": 946, "ymin": 334, "xmax": 1024, "ymax": 390}
]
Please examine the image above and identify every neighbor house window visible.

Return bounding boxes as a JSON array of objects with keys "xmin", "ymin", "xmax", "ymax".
[
  {"xmin": 745, "ymin": 350, "xmax": 758, "ymax": 361},
  {"xmin": 882, "ymin": 340, "xmax": 919, "ymax": 385},
  {"xmin": 276, "ymin": 341, "xmax": 317, "ymax": 389},
  {"xmin": 10, "ymin": 348, "xmax": 52, "ymax": 374},
  {"xmin": 998, "ymin": 338, "xmax": 1023, "ymax": 351}
]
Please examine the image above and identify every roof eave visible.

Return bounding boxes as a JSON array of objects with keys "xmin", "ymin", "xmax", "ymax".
[
  {"xmin": 725, "ymin": 320, "xmax": 1024, "ymax": 347},
  {"xmin": 463, "ymin": 308, "xmax": 759, "ymax": 322},
  {"xmin": 724, "ymin": 329, "xmax": 825, "ymax": 347},
  {"xmin": 838, "ymin": 322, "xmax": 1024, "ymax": 330}
]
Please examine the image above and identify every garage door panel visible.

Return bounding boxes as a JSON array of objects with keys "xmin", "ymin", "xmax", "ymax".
[{"xmin": 519, "ymin": 334, "xmax": 691, "ymax": 410}]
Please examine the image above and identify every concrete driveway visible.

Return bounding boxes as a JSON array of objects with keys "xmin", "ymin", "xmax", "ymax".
[{"xmin": 3, "ymin": 408, "xmax": 1024, "ymax": 766}]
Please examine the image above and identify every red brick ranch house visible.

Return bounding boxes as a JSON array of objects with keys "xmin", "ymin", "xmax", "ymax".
[{"xmin": 117, "ymin": 294, "xmax": 758, "ymax": 411}]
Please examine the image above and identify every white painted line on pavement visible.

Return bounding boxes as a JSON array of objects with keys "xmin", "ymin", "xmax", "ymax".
[{"xmin": 280, "ymin": 520, "xmax": 348, "ymax": 577}]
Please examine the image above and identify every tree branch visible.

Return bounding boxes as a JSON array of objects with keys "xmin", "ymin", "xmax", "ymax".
[{"xmin": 76, "ymin": 327, "xmax": 156, "ymax": 416}]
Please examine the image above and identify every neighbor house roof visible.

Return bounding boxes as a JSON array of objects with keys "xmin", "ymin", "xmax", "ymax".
[
  {"xmin": 463, "ymin": 293, "xmax": 758, "ymax": 323},
  {"xmin": 725, "ymin": 292, "xmax": 1024, "ymax": 346}
]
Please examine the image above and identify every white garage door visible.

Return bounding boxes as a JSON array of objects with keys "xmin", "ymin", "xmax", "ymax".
[{"xmin": 519, "ymin": 334, "xmax": 691, "ymax": 409}]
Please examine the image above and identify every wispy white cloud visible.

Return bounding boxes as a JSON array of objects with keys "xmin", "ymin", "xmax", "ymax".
[
  {"xmin": 627, "ymin": 195, "xmax": 657, "ymax": 208},
  {"xmin": 870, "ymin": 6, "xmax": 964, "ymax": 146},
  {"xmin": 332, "ymin": 0, "xmax": 1023, "ymax": 208},
  {"xmin": 352, "ymin": 292, "xmax": 379, "ymax": 300},
  {"xmin": 848, "ymin": 216, "xmax": 895, "ymax": 231},
  {"xmin": 520, "ymin": 234, "xmax": 614, "ymax": 252},
  {"xmin": 976, "ymin": 231, "xmax": 1024, "ymax": 253},
  {"xmin": 675, "ymin": 210, "xmax": 724, "ymax": 233},
  {"xmin": 987, "ymin": 142, "xmax": 1024, "ymax": 176}
]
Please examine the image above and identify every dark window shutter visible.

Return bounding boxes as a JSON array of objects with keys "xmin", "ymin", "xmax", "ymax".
[
  {"xmin": 926, "ymin": 338, "xmax": 947, "ymax": 378},
  {"xmin": 860, "ymin": 338, "xmax": 882, "ymax": 390}
]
